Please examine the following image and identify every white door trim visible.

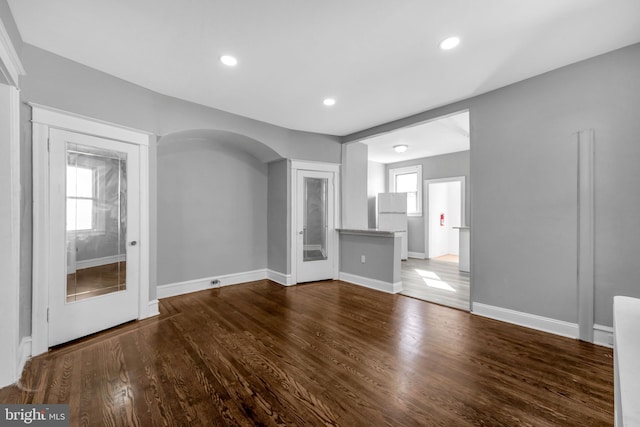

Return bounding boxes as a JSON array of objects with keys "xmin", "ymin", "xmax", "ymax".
[
  {"xmin": 31, "ymin": 104, "xmax": 153, "ymax": 356},
  {"xmin": 0, "ymin": 17, "xmax": 25, "ymax": 88},
  {"xmin": 423, "ymin": 176, "xmax": 466, "ymax": 258},
  {"xmin": 0, "ymin": 84, "xmax": 21, "ymax": 388},
  {"xmin": 290, "ymin": 160, "xmax": 340, "ymax": 284}
]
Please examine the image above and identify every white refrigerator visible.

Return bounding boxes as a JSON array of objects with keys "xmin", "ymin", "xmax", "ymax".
[{"xmin": 377, "ymin": 192, "xmax": 408, "ymax": 260}]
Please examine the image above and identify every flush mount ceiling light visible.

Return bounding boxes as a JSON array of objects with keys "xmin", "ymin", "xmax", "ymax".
[
  {"xmin": 323, "ymin": 98, "xmax": 336, "ymax": 106},
  {"xmin": 394, "ymin": 145, "xmax": 408, "ymax": 153},
  {"xmin": 220, "ymin": 55, "xmax": 238, "ymax": 67},
  {"xmin": 439, "ymin": 36, "xmax": 460, "ymax": 50}
]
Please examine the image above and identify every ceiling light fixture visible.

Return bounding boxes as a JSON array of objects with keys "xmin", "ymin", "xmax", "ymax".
[
  {"xmin": 220, "ymin": 55, "xmax": 238, "ymax": 67},
  {"xmin": 394, "ymin": 145, "xmax": 408, "ymax": 153},
  {"xmin": 323, "ymin": 98, "xmax": 336, "ymax": 106},
  {"xmin": 439, "ymin": 36, "xmax": 460, "ymax": 50}
]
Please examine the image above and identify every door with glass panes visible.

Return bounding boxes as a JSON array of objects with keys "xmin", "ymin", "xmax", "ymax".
[{"xmin": 48, "ymin": 129, "xmax": 140, "ymax": 346}]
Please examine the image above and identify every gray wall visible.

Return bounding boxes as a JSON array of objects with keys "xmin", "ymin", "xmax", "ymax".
[
  {"xmin": 267, "ymin": 159, "xmax": 290, "ymax": 275},
  {"xmin": 386, "ymin": 150, "xmax": 470, "ymax": 254},
  {"xmin": 367, "ymin": 160, "xmax": 385, "ymax": 228},
  {"xmin": 339, "ymin": 234, "xmax": 401, "ymax": 284},
  {"xmin": 157, "ymin": 138, "xmax": 268, "ymax": 285},
  {"xmin": 19, "ymin": 101, "xmax": 31, "ymax": 339},
  {"xmin": 346, "ymin": 43, "xmax": 640, "ymax": 327}
]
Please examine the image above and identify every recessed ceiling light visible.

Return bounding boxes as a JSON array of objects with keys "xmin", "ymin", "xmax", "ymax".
[
  {"xmin": 220, "ymin": 55, "xmax": 238, "ymax": 67},
  {"xmin": 323, "ymin": 98, "xmax": 336, "ymax": 106},
  {"xmin": 439, "ymin": 36, "xmax": 460, "ymax": 50},
  {"xmin": 394, "ymin": 145, "xmax": 408, "ymax": 153}
]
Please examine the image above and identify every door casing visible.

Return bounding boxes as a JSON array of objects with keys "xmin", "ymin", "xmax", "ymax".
[{"xmin": 31, "ymin": 104, "xmax": 154, "ymax": 356}]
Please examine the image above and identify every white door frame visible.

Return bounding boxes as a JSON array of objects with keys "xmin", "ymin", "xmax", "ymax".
[
  {"xmin": 290, "ymin": 160, "xmax": 340, "ymax": 284},
  {"xmin": 0, "ymin": 18, "xmax": 26, "ymax": 387},
  {"xmin": 423, "ymin": 176, "xmax": 466, "ymax": 258},
  {"xmin": 31, "ymin": 104, "xmax": 154, "ymax": 356}
]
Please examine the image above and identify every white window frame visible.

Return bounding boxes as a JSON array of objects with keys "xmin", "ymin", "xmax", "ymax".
[{"xmin": 389, "ymin": 164, "xmax": 422, "ymax": 216}]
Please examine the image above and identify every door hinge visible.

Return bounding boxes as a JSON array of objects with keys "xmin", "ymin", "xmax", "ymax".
[
  {"xmin": 47, "ymin": 307, "xmax": 49, "ymax": 323},
  {"xmin": 47, "ymin": 138, "xmax": 50, "ymax": 152}
]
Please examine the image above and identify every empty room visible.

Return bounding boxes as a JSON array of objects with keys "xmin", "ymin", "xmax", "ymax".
[{"xmin": 1, "ymin": 1, "xmax": 640, "ymax": 426}]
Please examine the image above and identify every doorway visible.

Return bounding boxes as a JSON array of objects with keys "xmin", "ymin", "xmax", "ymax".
[
  {"xmin": 425, "ymin": 177, "xmax": 465, "ymax": 263},
  {"xmin": 291, "ymin": 161, "xmax": 339, "ymax": 284},
  {"xmin": 31, "ymin": 106, "xmax": 152, "ymax": 355}
]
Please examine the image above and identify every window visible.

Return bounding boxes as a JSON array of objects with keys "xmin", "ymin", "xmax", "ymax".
[
  {"xmin": 389, "ymin": 165, "xmax": 422, "ymax": 215},
  {"xmin": 66, "ymin": 165, "xmax": 96, "ymax": 231}
]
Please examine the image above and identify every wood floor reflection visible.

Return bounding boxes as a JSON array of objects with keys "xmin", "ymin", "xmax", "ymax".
[
  {"xmin": 66, "ymin": 261, "xmax": 126, "ymax": 302},
  {"xmin": 1, "ymin": 280, "xmax": 613, "ymax": 426}
]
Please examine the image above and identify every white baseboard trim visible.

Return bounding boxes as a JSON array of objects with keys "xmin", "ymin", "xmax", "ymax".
[
  {"xmin": 157, "ymin": 269, "xmax": 268, "ymax": 299},
  {"xmin": 76, "ymin": 254, "xmax": 127, "ymax": 270},
  {"xmin": 147, "ymin": 299, "xmax": 160, "ymax": 317},
  {"xmin": 593, "ymin": 324, "xmax": 614, "ymax": 348},
  {"xmin": 267, "ymin": 269, "xmax": 294, "ymax": 286},
  {"xmin": 339, "ymin": 272, "xmax": 402, "ymax": 294},
  {"xmin": 17, "ymin": 336, "xmax": 32, "ymax": 380},
  {"xmin": 408, "ymin": 252, "xmax": 425, "ymax": 259},
  {"xmin": 472, "ymin": 302, "xmax": 579, "ymax": 339}
]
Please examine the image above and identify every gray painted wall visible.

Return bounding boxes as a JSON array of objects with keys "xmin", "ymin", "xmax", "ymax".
[
  {"xmin": 267, "ymin": 159, "xmax": 290, "ymax": 275},
  {"xmin": 367, "ymin": 160, "xmax": 385, "ymax": 228},
  {"xmin": 386, "ymin": 150, "xmax": 470, "ymax": 254},
  {"xmin": 346, "ymin": 43, "xmax": 640, "ymax": 327},
  {"xmin": 19, "ymin": 101, "xmax": 32, "ymax": 338},
  {"xmin": 339, "ymin": 234, "xmax": 400, "ymax": 284},
  {"xmin": 157, "ymin": 138, "xmax": 268, "ymax": 285}
]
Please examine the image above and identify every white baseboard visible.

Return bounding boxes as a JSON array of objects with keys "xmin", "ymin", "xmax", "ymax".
[
  {"xmin": 408, "ymin": 252, "xmax": 425, "ymax": 259},
  {"xmin": 17, "ymin": 336, "xmax": 31, "ymax": 380},
  {"xmin": 157, "ymin": 269, "xmax": 268, "ymax": 299},
  {"xmin": 76, "ymin": 254, "xmax": 127, "ymax": 270},
  {"xmin": 339, "ymin": 272, "xmax": 402, "ymax": 294},
  {"xmin": 472, "ymin": 302, "xmax": 579, "ymax": 339},
  {"xmin": 593, "ymin": 324, "xmax": 614, "ymax": 348},
  {"xmin": 147, "ymin": 299, "xmax": 160, "ymax": 317},
  {"xmin": 267, "ymin": 269, "xmax": 294, "ymax": 286}
]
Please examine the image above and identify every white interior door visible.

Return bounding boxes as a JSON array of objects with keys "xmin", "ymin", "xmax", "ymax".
[
  {"xmin": 48, "ymin": 129, "xmax": 140, "ymax": 346},
  {"xmin": 296, "ymin": 170, "xmax": 335, "ymax": 283}
]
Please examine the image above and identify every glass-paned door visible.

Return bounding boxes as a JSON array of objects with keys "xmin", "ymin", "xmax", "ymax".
[
  {"xmin": 49, "ymin": 129, "xmax": 140, "ymax": 347},
  {"xmin": 296, "ymin": 170, "xmax": 335, "ymax": 283}
]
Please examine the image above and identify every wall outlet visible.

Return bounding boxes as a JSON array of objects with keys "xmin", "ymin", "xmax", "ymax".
[
  {"xmin": 361, "ymin": 255, "xmax": 366, "ymax": 263},
  {"xmin": 211, "ymin": 279, "xmax": 220, "ymax": 287}
]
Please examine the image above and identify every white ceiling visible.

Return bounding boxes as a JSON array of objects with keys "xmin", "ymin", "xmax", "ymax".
[
  {"xmin": 8, "ymin": 1, "xmax": 640, "ymax": 136},
  {"xmin": 365, "ymin": 111, "xmax": 469, "ymax": 164}
]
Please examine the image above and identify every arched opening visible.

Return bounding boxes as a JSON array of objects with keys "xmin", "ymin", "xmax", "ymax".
[{"xmin": 157, "ymin": 129, "xmax": 283, "ymax": 288}]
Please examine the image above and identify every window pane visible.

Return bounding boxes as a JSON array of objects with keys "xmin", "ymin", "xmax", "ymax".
[
  {"xmin": 67, "ymin": 166, "xmax": 93, "ymax": 198},
  {"xmin": 396, "ymin": 172, "xmax": 417, "ymax": 192},
  {"xmin": 67, "ymin": 199, "xmax": 93, "ymax": 231},
  {"xmin": 407, "ymin": 192, "xmax": 418, "ymax": 214}
]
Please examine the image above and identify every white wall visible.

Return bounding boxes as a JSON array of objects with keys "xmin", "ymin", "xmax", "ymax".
[
  {"xmin": 367, "ymin": 160, "xmax": 385, "ymax": 228},
  {"xmin": 428, "ymin": 181, "xmax": 461, "ymax": 258},
  {"xmin": 341, "ymin": 142, "xmax": 368, "ymax": 228}
]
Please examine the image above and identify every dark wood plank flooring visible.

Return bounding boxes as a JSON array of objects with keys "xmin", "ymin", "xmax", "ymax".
[{"xmin": 0, "ymin": 280, "xmax": 613, "ymax": 426}]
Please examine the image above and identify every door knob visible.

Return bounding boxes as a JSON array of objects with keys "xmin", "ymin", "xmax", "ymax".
[{"xmin": 130, "ymin": 241, "xmax": 138, "ymax": 246}]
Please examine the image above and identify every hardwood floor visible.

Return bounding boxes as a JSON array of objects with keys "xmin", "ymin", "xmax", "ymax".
[
  {"xmin": 400, "ymin": 257, "xmax": 470, "ymax": 310},
  {"xmin": 1, "ymin": 280, "xmax": 613, "ymax": 426}
]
